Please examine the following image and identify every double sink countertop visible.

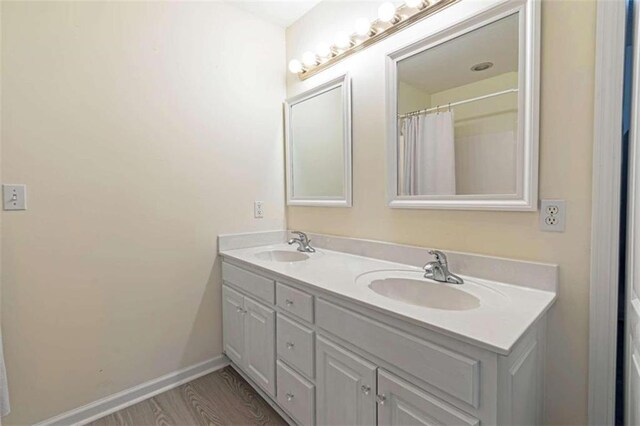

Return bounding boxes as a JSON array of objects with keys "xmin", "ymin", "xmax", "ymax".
[{"xmin": 219, "ymin": 243, "xmax": 556, "ymax": 355}]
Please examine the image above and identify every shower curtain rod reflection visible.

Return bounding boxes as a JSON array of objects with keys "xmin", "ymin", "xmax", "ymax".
[{"xmin": 398, "ymin": 88, "xmax": 519, "ymax": 118}]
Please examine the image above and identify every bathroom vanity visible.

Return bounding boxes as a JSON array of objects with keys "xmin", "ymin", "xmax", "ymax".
[
  {"xmin": 222, "ymin": 0, "xmax": 550, "ymax": 423},
  {"xmin": 219, "ymin": 232, "xmax": 556, "ymax": 426}
]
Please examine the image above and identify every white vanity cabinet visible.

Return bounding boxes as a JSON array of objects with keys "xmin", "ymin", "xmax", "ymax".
[
  {"xmin": 277, "ymin": 360, "xmax": 316, "ymax": 425},
  {"xmin": 221, "ymin": 265, "xmax": 277, "ymax": 398},
  {"xmin": 221, "ymin": 285, "xmax": 245, "ymax": 365},
  {"xmin": 315, "ymin": 334, "xmax": 483, "ymax": 426},
  {"xmin": 222, "ymin": 285, "xmax": 276, "ymax": 397},
  {"xmin": 244, "ymin": 296, "xmax": 277, "ymax": 396},
  {"xmin": 377, "ymin": 369, "xmax": 480, "ymax": 426},
  {"xmin": 316, "ymin": 335, "xmax": 377, "ymax": 426},
  {"xmin": 221, "ymin": 260, "xmax": 547, "ymax": 426},
  {"xmin": 277, "ymin": 314, "xmax": 315, "ymax": 378}
]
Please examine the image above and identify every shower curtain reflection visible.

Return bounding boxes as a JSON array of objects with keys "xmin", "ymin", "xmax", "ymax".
[{"xmin": 398, "ymin": 111, "xmax": 456, "ymax": 196}]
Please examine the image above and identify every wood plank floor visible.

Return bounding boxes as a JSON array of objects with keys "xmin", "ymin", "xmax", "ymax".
[{"xmin": 89, "ymin": 366, "xmax": 287, "ymax": 426}]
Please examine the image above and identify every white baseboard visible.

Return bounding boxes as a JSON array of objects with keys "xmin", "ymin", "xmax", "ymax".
[{"xmin": 34, "ymin": 355, "xmax": 230, "ymax": 426}]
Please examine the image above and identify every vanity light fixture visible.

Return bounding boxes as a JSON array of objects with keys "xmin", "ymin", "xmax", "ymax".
[
  {"xmin": 405, "ymin": 0, "xmax": 425, "ymax": 9},
  {"xmin": 288, "ymin": 59, "xmax": 304, "ymax": 74},
  {"xmin": 316, "ymin": 42, "xmax": 332, "ymax": 59},
  {"xmin": 288, "ymin": 0, "xmax": 458, "ymax": 80},
  {"xmin": 334, "ymin": 31, "xmax": 353, "ymax": 50},
  {"xmin": 378, "ymin": 2, "xmax": 399, "ymax": 23},
  {"xmin": 355, "ymin": 18, "xmax": 374, "ymax": 37},
  {"xmin": 302, "ymin": 51, "xmax": 318, "ymax": 67}
]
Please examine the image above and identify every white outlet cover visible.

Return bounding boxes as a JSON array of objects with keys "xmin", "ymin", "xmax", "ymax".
[
  {"xmin": 3, "ymin": 184, "xmax": 27, "ymax": 211},
  {"xmin": 254, "ymin": 201, "xmax": 264, "ymax": 219},
  {"xmin": 539, "ymin": 199, "xmax": 565, "ymax": 232}
]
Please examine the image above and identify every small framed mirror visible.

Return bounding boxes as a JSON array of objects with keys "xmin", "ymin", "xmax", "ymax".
[
  {"xmin": 386, "ymin": 0, "xmax": 539, "ymax": 210},
  {"xmin": 285, "ymin": 74, "xmax": 352, "ymax": 207}
]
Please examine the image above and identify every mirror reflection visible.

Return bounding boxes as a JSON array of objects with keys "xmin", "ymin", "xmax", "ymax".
[
  {"xmin": 396, "ymin": 13, "xmax": 519, "ymax": 197},
  {"xmin": 286, "ymin": 74, "xmax": 352, "ymax": 207},
  {"xmin": 290, "ymin": 86, "xmax": 345, "ymax": 198}
]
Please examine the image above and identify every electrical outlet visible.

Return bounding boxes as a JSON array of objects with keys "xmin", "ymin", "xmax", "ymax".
[
  {"xmin": 3, "ymin": 184, "xmax": 27, "ymax": 211},
  {"xmin": 540, "ymin": 199, "xmax": 565, "ymax": 232},
  {"xmin": 254, "ymin": 201, "xmax": 264, "ymax": 219}
]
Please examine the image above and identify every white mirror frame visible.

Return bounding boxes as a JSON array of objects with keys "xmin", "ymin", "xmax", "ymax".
[
  {"xmin": 285, "ymin": 74, "xmax": 353, "ymax": 207},
  {"xmin": 385, "ymin": 0, "xmax": 540, "ymax": 211}
]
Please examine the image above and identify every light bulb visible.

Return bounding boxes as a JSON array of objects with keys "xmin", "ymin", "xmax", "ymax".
[
  {"xmin": 302, "ymin": 51, "xmax": 317, "ymax": 67},
  {"xmin": 355, "ymin": 18, "xmax": 372, "ymax": 36},
  {"xmin": 405, "ymin": 0, "xmax": 423, "ymax": 8},
  {"xmin": 288, "ymin": 59, "xmax": 303, "ymax": 74},
  {"xmin": 316, "ymin": 42, "xmax": 331, "ymax": 58},
  {"xmin": 378, "ymin": 2, "xmax": 397, "ymax": 22},
  {"xmin": 404, "ymin": 0, "xmax": 423, "ymax": 9},
  {"xmin": 334, "ymin": 31, "xmax": 352, "ymax": 49}
]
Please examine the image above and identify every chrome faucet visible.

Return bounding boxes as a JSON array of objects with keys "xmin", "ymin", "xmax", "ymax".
[
  {"xmin": 423, "ymin": 250, "xmax": 464, "ymax": 284},
  {"xmin": 288, "ymin": 231, "xmax": 315, "ymax": 253}
]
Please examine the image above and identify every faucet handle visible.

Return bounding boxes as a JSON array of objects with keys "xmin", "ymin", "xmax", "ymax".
[
  {"xmin": 428, "ymin": 250, "xmax": 448, "ymax": 265},
  {"xmin": 291, "ymin": 231, "xmax": 308, "ymax": 242}
]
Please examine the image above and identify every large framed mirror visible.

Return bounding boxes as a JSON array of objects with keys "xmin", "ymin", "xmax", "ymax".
[
  {"xmin": 386, "ymin": 0, "xmax": 539, "ymax": 211},
  {"xmin": 285, "ymin": 74, "xmax": 352, "ymax": 207}
]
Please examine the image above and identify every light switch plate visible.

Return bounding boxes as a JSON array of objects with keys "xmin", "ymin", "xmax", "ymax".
[{"xmin": 3, "ymin": 184, "xmax": 27, "ymax": 211}]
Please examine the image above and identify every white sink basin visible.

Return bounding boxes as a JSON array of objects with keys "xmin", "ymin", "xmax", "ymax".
[
  {"xmin": 255, "ymin": 250, "xmax": 310, "ymax": 263},
  {"xmin": 369, "ymin": 277, "xmax": 480, "ymax": 310},
  {"xmin": 356, "ymin": 270, "xmax": 495, "ymax": 311}
]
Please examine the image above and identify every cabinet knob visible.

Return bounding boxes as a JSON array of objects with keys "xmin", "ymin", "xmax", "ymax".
[
  {"xmin": 376, "ymin": 394, "xmax": 386, "ymax": 405},
  {"xmin": 361, "ymin": 385, "xmax": 371, "ymax": 395},
  {"xmin": 236, "ymin": 306, "xmax": 243, "ymax": 313},
  {"xmin": 286, "ymin": 342, "xmax": 295, "ymax": 350},
  {"xmin": 286, "ymin": 392, "xmax": 294, "ymax": 401},
  {"xmin": 285, "ymin": 299, "xmax": 294, "ymax": 306}
]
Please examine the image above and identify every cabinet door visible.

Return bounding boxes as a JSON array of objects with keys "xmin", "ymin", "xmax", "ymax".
[
  {"xmin": 222, "ymin": 285, "xmax": 245, "ymax": 366},
  {"xmin": 316, "ymin": 336, "xmax": 377, "ymax": 426},
  {"xmin": 377, "ymin": 370, "xmax": 479, "ymax": 426},
  {"xmin": 244, "ymin": 296, "xmax": 276, "ymax": 397}
]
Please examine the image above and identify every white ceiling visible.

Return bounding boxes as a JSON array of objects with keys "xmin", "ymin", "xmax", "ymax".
[
  {"xmin": 226, "ymin": 0, "xmax": 322, "ymax": 28},
  {"xmin": 398, "ymin": 14, "xmax": 519, "ymax": 94}
]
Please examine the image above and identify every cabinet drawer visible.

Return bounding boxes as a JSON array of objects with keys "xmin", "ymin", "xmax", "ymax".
[
  {"xmin": 276, "ymin": 282, "xmax": 313, "ymax": 323},
  {"xmin": 277, "ymin": 360, "xmax": 315, "ymax": 426},
  {"xmin": 222, "ymin": 262, "xmax": 274, "ymax": 304},
  {"xmin": 316, "ymin": 299, "xmax": 480, "ymax": 407},
  {"xmin": 378, "ymin": 369, "xmax": 479, "ymax": 426},
  {"xmin": 277, "ymin": 314, "xmax": 315, "ymax": 378}
]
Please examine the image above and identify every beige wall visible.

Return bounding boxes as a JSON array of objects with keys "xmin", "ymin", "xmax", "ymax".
[
  {"xmin": 429, "ymin": 72, "xmax": 518, "ymax": 136},
  {"xmin": 1, "ymin": 2, "xmax": 285, "ymax": 424},
  {"xmin": 398, "ymin": 81, "xmax": 431, "ymax": 114},
  {"xmin": 286, "ymin": 0, "xmax": 595, "ymax": 424}
]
